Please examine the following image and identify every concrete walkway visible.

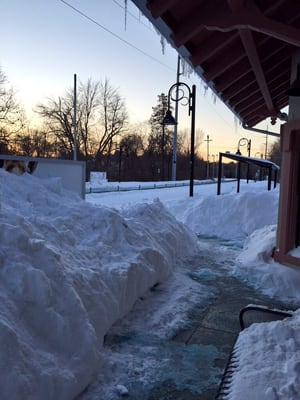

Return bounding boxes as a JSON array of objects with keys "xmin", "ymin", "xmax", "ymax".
[
  {"xmin": 145, "ymin": 242, "xmax": 290, "ymax": 399},
  {"xmin": 80, "ymin": 238, "xmax": 292, "ymax": 400}
]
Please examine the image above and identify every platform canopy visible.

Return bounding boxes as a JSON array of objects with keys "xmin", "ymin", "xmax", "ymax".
[{"xmin": 132, "ymin": 0, "xmax": 300, "ymax": 127}]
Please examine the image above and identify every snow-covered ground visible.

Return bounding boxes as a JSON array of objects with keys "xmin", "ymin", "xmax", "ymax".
[{"xmin": 1, "ymin": 170, "xmax": 300, "ymax": 399}]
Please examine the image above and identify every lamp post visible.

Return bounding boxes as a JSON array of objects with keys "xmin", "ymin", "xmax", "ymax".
[
  {"xmin": 118, "ymin": 145, "xmax": 123, "ymax": 182},
  {"xmin": 205, "ymin": 134, "xmax": 212, "ymax": 178},
  {"xmin": 236, "ymin": 137, "xmax": 251, "ymax": 183},
  {"xmin": 236, "ymin": 137, "xmax": 251, "ymax": 156},
  {"xmin": 162, "ymin": 82, "xmax": 196, "ymax": 197}
]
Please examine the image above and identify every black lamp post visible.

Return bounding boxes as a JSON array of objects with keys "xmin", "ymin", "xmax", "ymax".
[
  {"xmin": 236, "ymin": 137, "xmax": 251, "ymax": 183},
  {"xmin": 162, "ymin": 82, "xmax": 196, "ymax": 197},
  {"xmin": 236, "ymin": 137, "xmax": 251, "ymax": 156}
]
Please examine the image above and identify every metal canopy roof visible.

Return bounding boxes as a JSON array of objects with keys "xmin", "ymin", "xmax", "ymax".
[
  {"xmin": 132, "ymin": 0, "xmax": 300, "ymax": 127},
  {"xmin": 220, "ymin": 152, "xmax": 280, "ymax": 170}
]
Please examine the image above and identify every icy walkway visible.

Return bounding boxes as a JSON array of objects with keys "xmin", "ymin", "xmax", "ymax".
[{"xmin": 76, "ymin": 237, "xmax": 291, "ymax": 400}]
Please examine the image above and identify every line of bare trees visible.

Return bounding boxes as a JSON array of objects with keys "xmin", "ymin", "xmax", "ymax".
[
  {"xmin": 0, "ymin": 68, "xmax": 209, "ymax": 180},
  {"xmin": 0, "ymin": 67, "xmax": 281, "ymax": 181}
]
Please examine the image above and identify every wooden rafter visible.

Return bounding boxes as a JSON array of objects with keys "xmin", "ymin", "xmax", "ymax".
[
  {"xmin": 239, "ymin": 29, "xmax": 275, "ymax": 114},
  {"xmin": 147, "ymin": 0, "xmax": 179, "ymax": 19},
  {"xmin": 171, "ymin": 2, "xmax": 228, "ymax": 46},
  {"xmin": 191, "ymin": 32, "xmax": 239, "ymax": 65},
  {"xmin": 227, "ymin": 0, "xmax": 275, "ymax": 115},
  {"xmin": 201, "ymin": 9, "xmax": 300, "ymax": 48},
  {"xmin": 133, "ymin": 0, "xmax": 300, "ymax": 126}
]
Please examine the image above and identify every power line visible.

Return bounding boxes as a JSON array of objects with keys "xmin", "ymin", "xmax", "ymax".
[
  {"xmin": 110, "ymin": 0, "xmax": 154, "ymax": 32},
  {"xmin": 186, "ymin": 73, "xmax": 240, "ymax": 131},
  {"xmin": 59, "ymin": 0, "xmax": 242, "ymax": 131},
  {"xmin": 59, "ymin": 0, "xmax": 175, "ymax": 72}
]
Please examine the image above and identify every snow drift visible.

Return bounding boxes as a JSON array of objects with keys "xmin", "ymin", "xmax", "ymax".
[
  {"xmin": 0, "ymin": 169, "xmax": 198, "ymax": 400},
  {"xmin": 227, "ymin": 309, "xmax": 300, "ymax": 399},
  {"xmin": 172, "ymin": 187, "xmax": 279, "ymax": 240}
]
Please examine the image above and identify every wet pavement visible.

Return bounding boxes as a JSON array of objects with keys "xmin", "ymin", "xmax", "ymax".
[{"xmin": 79, "ymin": 237, "xmax": 292, "ymax": 400}]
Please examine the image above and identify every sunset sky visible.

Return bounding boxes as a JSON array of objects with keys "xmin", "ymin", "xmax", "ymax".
[{"xmin": 1, "ymin": 0, "xmax": 281, "ymax": 158}]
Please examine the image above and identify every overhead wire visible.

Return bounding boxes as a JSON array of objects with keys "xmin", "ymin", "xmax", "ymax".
[
  {"xmin": 59, "ymin": 0, "xmax": 175, "ymax": 72},
  {"xmin": 59, "ymin": 0, "xmax": 239, "ymax": 132},
  {"xmin": 110, "ymin": 0, "xmax": 154, "ymax": 32}
]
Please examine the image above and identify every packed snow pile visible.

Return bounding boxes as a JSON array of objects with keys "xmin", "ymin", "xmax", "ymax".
[
  {"xmin": 171, "ymin": 188, "xmax": 279, "ymax": 240},
  {"xmin": 227, "ymin": 309, "xmax": 300, "ymax": 399},
  {"xmin": 234, "ymin": 225, "xmax": 300, "ymax": 306},
  {"xmin": 0, "ymin": 169, "xmax": 198, "ymax": 400},
  {"xmin": 87, "ymin": 180, "xmax": 280, "ymax": 241}
]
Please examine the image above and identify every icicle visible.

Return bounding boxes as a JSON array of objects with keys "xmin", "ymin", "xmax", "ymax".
[
  {"xmin": 181, "ymin": 59, "xmax": 188, "ymax": 76},
  {"xmin": 181, "ymin": 59, "xmax": 194, "ymax": 78},
  {"xmin": 124, "ymin": 0, "xmax": 128, "ymax": 30},
  {"xmin": 203, "ymin": 85, "xmax": 209, "ymax": 96},
  {"xmin": 160, "ymin": 34, "xmax": 166, "ymax": 54},
  {"xmin": 234, "ymin": 115, "xmax": 240, "ymax": 134},
  {"xmin": 199, "ymin": 79, "xmax": 204, "ymax": 92},
  {"xmin": 211, "ymin": 92, "xmax": 217, "ymax": 104},
  {"xmin": 154, "ymin": 28, "xmax": 166, "ymax": 54},
  {"xmin": 188, "ymin": 64, "xmax": 194, "ymax": 77}
]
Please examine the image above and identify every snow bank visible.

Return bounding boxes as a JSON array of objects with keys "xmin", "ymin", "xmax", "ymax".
[
  {"xmin": 172, "ymin": 184, "xmax": 279, "ymax": 240},
  {"xmin": 0, "ymin": 169, "xmax": 198, "ymax": 400},
  {"xmin": 228, "ymin": 310, "xmax": 300, "ymax": 399},
  {"xmin": 235, "ymin": 225, "xmax": 300, "ymax": 305}
]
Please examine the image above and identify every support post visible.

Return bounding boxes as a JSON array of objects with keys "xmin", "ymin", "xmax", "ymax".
[
  {"xmin": 217, "ymin": 153, "xmax": 222, "ymax": 195},
  {"xmin": 267, "ymin": 167, "xmax": 272, "ymax": 191},
  {"xmin": 172, "ymin": 56, "xmax": 181, "ymax": 181},
  {"xmin": 237, "ymin": 162, "xmax": 241, "ymax": 193},
  {"xmin": 189, "ymin": 85, "xmax": 196, "ymax": 197},
  {"xmin": 73, "ymin": 73, "xmax": 77, "ymax": 161},
  {"xmin": 274, "ymin": 51, "xmax": 300, "ymax": 266}
]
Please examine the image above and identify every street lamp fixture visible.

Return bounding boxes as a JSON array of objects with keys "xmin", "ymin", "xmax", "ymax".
[
  {"xmin": 236, "ymin": 137, "xmax": 251, "ymax": 157},
  {"xmin": 162, "ymin": 82, "xmax": 196, "ymax": 197},
  {"xmin": 162, "ymin": 109, "xmax": 177, "ymax": 126},
  {"xmin": 236, "ymin": 137, "xmax": 251, "ymax": 183}
]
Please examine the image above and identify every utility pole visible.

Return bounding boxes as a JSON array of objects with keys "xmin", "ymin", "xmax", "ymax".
[
  {"xmin": 171, "ymin": 55, "xmax": 181, "ymax": 181},
  {"xmin": 205, "ymin": 134, "xmax": 212, "ymax": 178},
  {"xmin": 264, "ymin": 129, "xmax": 269, "ymax": 159},
  {"xmin": 73, "ymin": 73, "xmax": 77, "ymax": 161}
]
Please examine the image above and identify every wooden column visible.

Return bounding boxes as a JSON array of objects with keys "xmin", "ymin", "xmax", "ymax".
[{"xmin": 274, "ymin": 52, "xmax": 300, "ymax": 266}]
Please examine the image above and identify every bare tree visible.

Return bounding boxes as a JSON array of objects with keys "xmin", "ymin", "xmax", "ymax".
[
  {"xmin": 0, "ymin": 68, "xmax": 24, "ymax": 147},
  {"xmin": 94, "ymin": 80, "xmax": 127, "ymax": 161},
  {"xmin": 36, "ymin": 78, "xmax": 127, "ymax": 162},
  {"xmin": 36, "ymin": 94, "xmax": 75, "ymax": 158},
  {"xmin": 13, "ymin": 129, "xmax": 55, "ymax": 157},
  {"xmin": 269, "ymin": 139, "xmax": 281, "ymax": 166},
  {"xmin": 78, "ymin": 78, "xmax": 101, "ymax": 159},
  {"xmin": 178, "ymin": 128, "xmax": 205, "ymax": 157}
]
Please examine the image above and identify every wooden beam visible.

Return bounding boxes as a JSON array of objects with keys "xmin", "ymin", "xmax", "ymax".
[
  {"xmin": 234, "ymin": 91, "xmax": 262, "ymax": 112},
  {"xmin": 215, "ymin": 59, "xmax": 252, "ymax": 91},
  {"xmin": 227, "ymin": 1, "xmax": 276, "ymax": 114},
  {"xmin": 242, "ymin": 102, "xmax": 272, "ymax": 120},
  {"xmin": 224, "ymin": 77, "xmax": 257, "ymax": 100},
  {"xmin": 203, "ymin": 42, "xmax": 246, "ymax": 81},
  {"xmin": 172, "ymin": 2, "xmax": 229, "ymax": 46},
  {"xmin": 202, "ymin": 9, "xmax": 300, "ymax": 48},
  {"xmin": 239, "ymin": 29, "xmax": 275, "ymax": 113},
  {"xmin": 215, "ymin": 32, "xmax": 292, "ymax": 91},
  {"xmin": 172, "ymin": 0, "xmax": 300, "ymax": 48},
  {"xmin": 191, "ymin": 32, "xmax": 239, "ymax": 65},
  {"xmin": 147, "ymin": 0, "xmax": 180, "ymax": 19}
]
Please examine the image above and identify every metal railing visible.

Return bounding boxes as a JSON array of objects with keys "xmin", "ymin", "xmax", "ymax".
[{"xmin": 85, "ymin": 179, "xmax": 226, "ymax": 194}]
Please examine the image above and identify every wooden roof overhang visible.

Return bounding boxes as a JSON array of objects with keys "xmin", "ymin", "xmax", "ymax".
[{"xmin": 132, "ymin": 0, "xmax": 300, "ymax": 127}]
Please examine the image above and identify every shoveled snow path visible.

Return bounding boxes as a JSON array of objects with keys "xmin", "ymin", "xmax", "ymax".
[{"xmin": 76, "ymin": 236, "xmax": 291, "ymax": 400}]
